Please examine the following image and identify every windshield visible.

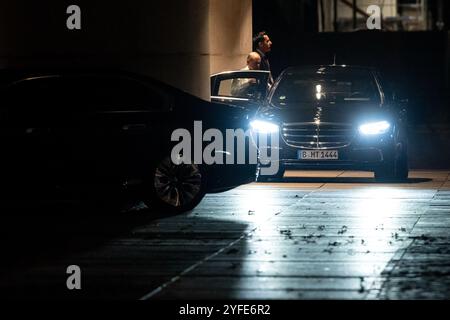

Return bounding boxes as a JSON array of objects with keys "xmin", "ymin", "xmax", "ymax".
[{"xmin": 271, "ymin": 68, "xmax": 381, "ymax": 106}]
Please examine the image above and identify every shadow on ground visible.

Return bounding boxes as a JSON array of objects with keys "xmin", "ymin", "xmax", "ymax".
[
  {"xmin": 0, "ymin": 201, "xmax": 177, "ymax": 268},
  {"xmin": 0, "ymin": 200, "xmax": 251, "ymax": 300}
]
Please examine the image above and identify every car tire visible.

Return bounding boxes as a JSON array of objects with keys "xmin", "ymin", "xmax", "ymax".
[
  {"xmin": 374, "ymin": 160, "xmax": 395, "ymax": 182},
  {"xmin": 144, "ymin": 156, "xmax": 207, "ymax": 214},
  {"xmin": 257, "ymin": 164, "xmax": 285, "ymax": 182},
  {"xmin": 394, "ymin": 144, "xmax": 409, "ymax": 181},
  {"xmin": 375, "ymin": 144, "xmax": 409, "ymax": 182}
]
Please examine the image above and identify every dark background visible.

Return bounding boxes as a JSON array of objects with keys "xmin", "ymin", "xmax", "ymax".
[
  {"xmin": 0, "ymin": 0, "xmax": 448, "ymax": 168},
  {"xmin": 253, "ymin": 0, "xmax": 450, "ymax": 126}
]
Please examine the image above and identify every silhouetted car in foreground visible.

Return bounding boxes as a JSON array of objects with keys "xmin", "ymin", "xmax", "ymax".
[
  {"xmin": 0, "ymin": 69, "xmax": 256, "ymax": 213},
  {"xmin": 212, "ymin": 65, "xmax": 409, "ymax": 182}
]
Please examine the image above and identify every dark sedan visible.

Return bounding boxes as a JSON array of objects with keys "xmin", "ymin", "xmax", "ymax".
[
  {"xmin": 212, "ymin": 65, "xmax": 409, "ymax": 182},
  {"xmin": 0, "ymin": 69, "xmax": 257, "ymax": 213}
]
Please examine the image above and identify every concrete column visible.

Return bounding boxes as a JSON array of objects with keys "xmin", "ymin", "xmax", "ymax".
[
  {"xmin": 209, "ymin": 0, "xmax": 253, "ymax": 74},
  {"xmin": 134, "ymin": 1, "xmax": 211, "ymax": 99}
]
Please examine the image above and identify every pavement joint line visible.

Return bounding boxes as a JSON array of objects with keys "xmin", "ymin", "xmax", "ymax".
[
  {"xmin": 139, "ymin": 189, "xmax": 316, "ymax": 300},
  {"xmin": 335, "ymin": 171, "xmax": 346, "ymax": 178},
  {"xmin": 139, "ymin": 227, "xmax": 259, "ymax": 300}
]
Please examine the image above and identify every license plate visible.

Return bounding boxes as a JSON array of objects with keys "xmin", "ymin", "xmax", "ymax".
[{"xmin": 299, "ymin": 150, "xmax": 339, "ymax": 160}]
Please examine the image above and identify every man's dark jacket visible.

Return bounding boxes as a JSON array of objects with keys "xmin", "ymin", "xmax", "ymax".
[{"xmin": 256, "ymin": 49, "xmax": 274, "ymax": 85}]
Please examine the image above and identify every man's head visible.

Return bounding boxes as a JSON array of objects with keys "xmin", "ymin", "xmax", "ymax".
[
  {"xmin": 253, "ymin": 31, "xmax": 272, "ymax": 54},
  {"xmin": 247, "ymin": 52, "xmax": 261, "ymax": 70}
]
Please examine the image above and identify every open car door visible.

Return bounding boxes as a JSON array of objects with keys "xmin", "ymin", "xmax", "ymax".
[{"xmin": 210, "ymin": 70, "xmax": 270, "ymax": 111}]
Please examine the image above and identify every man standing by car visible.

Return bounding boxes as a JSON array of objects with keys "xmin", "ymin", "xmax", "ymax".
[
  {"xmin": 231, "ymin": 52, "xmax": 262, "ymax": 97},
  {"xmin": 253, "ymin": 31, "xmax": 274, "ymax": 85},
  {"xmin": 244, "ymin": 51, "xmax": 262, "ymax": 71}
]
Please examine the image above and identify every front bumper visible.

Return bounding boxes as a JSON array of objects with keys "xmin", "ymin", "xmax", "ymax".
[
  {"xmin": 277, "ymin": 135, "xmax": 395, "ymax": 172},
  {"xmin": 281, "ymin": 147, "xmax": 385, "ymax": 171}
]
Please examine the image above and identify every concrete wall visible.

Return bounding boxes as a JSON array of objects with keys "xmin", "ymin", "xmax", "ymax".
[
  {"xmin": 209, "ymin": 0, "xmax": 253, "ymax": 74},
  {"xmin": 0, "ymin": 0, "xmax": 252, "ymax": 100}
]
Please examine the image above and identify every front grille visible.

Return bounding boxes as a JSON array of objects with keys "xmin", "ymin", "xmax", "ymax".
[{"xmin": 282, "ymin": 122, "xmax": 355, "ymax": 149}]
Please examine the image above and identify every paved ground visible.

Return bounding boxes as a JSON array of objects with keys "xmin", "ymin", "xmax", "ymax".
[{"xmin": 0, "ymin": 170, "xmax": 449, "ymax": 300}]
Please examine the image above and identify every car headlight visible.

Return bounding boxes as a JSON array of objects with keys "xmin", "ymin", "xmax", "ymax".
[
  {"xmin": 250, "ymin": 120, "xmax": 279, "ymax": 134},
  {"xmin": 359, "ymin": 121, "xmax": 391, "ymax": 135}
]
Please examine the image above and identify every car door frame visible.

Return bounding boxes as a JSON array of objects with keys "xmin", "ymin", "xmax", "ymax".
[
  {"xmin": 210, "ymin": 70, "xmax": 270, "ymax": 110},
  {"xmin": 1, "ymin": 76, "xmax": 65, "ymax": 187},
  {"xmin": 81, "ymin": 74, "xmax": 174, "ymax": 181}
]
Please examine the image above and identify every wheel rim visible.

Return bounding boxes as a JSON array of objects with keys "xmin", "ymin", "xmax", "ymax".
[{"xmin": 154, "ymin": 157, "xmax": 202, "ymax": 208}]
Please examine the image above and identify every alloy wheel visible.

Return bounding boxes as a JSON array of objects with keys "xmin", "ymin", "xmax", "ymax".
[{"xmin": 153, "ymin": 157, "xmax": 203, "ymax": 208}]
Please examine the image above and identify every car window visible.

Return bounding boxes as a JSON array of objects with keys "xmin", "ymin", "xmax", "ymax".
[
  {"xmin": 78, "ymin": 76, "xmax": 169, "ymax": 112},
  {"xmin": 272, "ymin": 69, "xmax": 381, "ymax": 106},
  {"xmin": 5, "ymin": 77, "xmax": 66, "ymax": 124},
  {"xmin": 6, "ymin": 75, "xmax": 169, "ymax": 116},
  {"xmin": 217, "ymin": 77, "xmax": 264, "ymax": 100}
]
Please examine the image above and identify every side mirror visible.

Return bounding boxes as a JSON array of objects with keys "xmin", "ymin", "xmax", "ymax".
[
  {"xmin": 392, "ymin": 92, "xmax": 408, "ymax": 107},
  {"xmin": 399, "ymin": 98, "xmax": 409, "ymax": 105}
]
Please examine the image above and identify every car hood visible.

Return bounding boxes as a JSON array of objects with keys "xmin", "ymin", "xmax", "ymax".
[{"xmin": 260, "ymin": 101, "xmax": 391, "ymax": 125}]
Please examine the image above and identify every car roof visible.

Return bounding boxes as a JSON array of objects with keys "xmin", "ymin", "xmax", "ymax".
[
  {"xmin": 281, "ymin": 65, "xmax": 378, "ymax": 75},
  {"xmin": 0, "ymin": 67, "xmax": 184, "ymax": 94},
  {"xmin": 0, "ymin": 67, "xmax": 149, "ymax": 82},
  {"xmin": 210, "ymin": 70, "xmax": 270, "ymax": 78}
]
